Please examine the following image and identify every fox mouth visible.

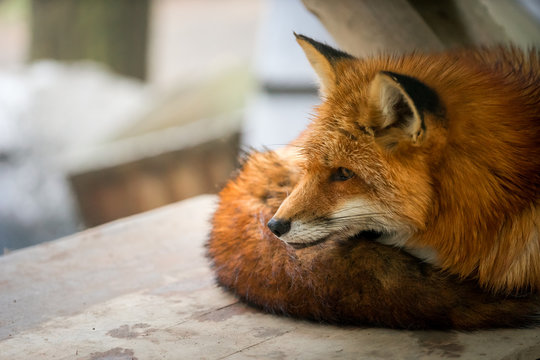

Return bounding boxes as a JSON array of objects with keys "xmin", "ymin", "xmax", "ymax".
[{"xmin": 287, "ymin": 229, "xmax": 383, "ymax": 250}]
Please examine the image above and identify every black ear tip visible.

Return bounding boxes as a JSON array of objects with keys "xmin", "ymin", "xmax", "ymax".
[
  {"xmin": 293, "ymin": 32, "xmax": 309, "ymax": 42},
  {"xmin": 294, "ymin": 34, "xmax": 355, "ymax": 62}
]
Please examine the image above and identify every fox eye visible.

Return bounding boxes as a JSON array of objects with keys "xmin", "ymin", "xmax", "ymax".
[{"xmin": 331, "ymin": 167, "xmax": 355, "ymax": 181}]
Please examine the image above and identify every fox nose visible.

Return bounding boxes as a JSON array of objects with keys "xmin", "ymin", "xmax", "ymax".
[{"xmin": 267, "ymin": 218, "xmax": 291, "ymax": 237}]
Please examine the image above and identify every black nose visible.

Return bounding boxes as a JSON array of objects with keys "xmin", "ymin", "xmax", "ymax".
[{"xmin": 267, "ymin": 218, "xmax": 291, "ymax": 237}]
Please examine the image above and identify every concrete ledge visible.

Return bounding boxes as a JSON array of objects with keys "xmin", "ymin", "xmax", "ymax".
[{"xmin": 0, "ymin": 195, "xmax": 539, "ymax": 359}]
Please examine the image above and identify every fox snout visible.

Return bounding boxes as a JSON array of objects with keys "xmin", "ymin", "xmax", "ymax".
[{"xmin": 267, "ymin": 218, "xmax": 291, "ymax": 237}]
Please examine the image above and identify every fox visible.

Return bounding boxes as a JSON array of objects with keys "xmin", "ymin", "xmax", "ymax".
[
  {"xmin": 208, "ymin": 148, "xmax": 539, "ymax": 329},
  {"xmin": 263, "ymin": 34, "xmax": 540, "ymax": 294},
  {"xmin": 207, "ymin": 35, "xmax": 540, "ymax": 328}
]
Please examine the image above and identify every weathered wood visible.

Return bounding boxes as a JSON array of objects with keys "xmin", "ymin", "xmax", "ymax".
[
  {"xmin": 302, "ymin": 0, "xmax": 539, "ymax": 56},
  {"xmin": 480, "ymin": 0, "xmax": 540, "ymax": 47},
  {"xmin": 302, "ymin": 0, "xmax": 444, "ymax": 56},
  {"xmin": 409, "ymin": 0, "xmax": 510, "ymax": 47},
  {"xmin": 0, "ymin": 195, "xmax": 539, "ymax": 359},
  {"xmin": 69, "ymin": 133, "xmax": 239, "ymax": 227}
]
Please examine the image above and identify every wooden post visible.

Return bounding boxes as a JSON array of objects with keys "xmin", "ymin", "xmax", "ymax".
[
  {"xmin": 302, "ymin": 0, "xmax": 444, "ymax": 57},
  {"xmin": 30, "ymin": 0, "xmax": 149, "ymax": 80},
  {"xmin": 302, "ymin": 0, "xmax": 540, "ymax": 54}
]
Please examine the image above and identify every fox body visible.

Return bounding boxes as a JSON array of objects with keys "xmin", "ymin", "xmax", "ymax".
[{"xmin": 266, "ymin": 35, "xmax": 540, "ymax": 293}]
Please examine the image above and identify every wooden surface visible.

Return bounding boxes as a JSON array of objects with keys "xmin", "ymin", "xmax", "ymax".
[{"xmin": 0, "ymin": 195, "xmax": 539, "ymax": 359}]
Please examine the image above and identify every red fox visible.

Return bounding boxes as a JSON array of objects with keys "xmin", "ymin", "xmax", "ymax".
[
  {"xmin": 207, "ymin": 35, "xmax": 540, "ymax": 328},
  {"xmin": 265, "ymin": 34, "xmax": 540, "ymax": 294}
]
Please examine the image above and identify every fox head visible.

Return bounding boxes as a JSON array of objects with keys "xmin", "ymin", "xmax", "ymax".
[{"xmin": 267, "ymin": 34, "xmax": 447, "ymax": 256}]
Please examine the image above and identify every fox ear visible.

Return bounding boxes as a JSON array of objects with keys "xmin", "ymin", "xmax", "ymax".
[
  {"xmin": 295, "ymin": 33, "xmax": 354, "ymax": 95},
  {"xmin": 368, "ymin": 71, "xmax": 440, "ymax": 148}
]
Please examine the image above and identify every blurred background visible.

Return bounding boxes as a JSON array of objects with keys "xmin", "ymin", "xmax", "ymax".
[
  {"xmin": 0, "ymin": 0, "xmax": 539, "ymax": 253},
  {"xmin": 0, "ymin": 0, "xmax": 334, "ymax": 253}
]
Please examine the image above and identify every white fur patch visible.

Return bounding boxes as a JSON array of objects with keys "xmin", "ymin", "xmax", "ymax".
[
  {"xmin": 279, "ymin": 220, "xmax": 332, "ymax": 245},
  {"xmin": 280, "ymin": 197, "xmax": 394, "ymax": 246},
  {"xmin": 338, "ymin": 199, "xmax": 439, "ymax": 264},
  {"xmin": 278, "ymin": 196, "xmax": 439, "ymax": 264},
  {"xmin": 329, "ymin": 198, "xmax": 397, "ymax": 234},
  {"xmin": 377, "ymin": 233, "xmax": 439, "ymax": 265}
]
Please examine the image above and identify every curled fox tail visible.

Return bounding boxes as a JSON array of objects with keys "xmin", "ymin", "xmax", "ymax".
[{"xmin": 207, "ymin": 149, "xmax": 539, "ymax": 329}]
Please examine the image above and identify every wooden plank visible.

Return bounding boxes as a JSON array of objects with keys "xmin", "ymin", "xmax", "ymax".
[
  {"xmin": 2, "ymin": 284, "xmax": 540, "ymax": 359},
  {"xmin": 302, "ymin": 0, "xmax": 444, "ymax": 56},
  {"xmin": 225, "ymin": 326, "xmax": 540, "ymax": 360},
  {"xmin": 479, "ymin": 0, "xmax": 540, "ymax": 47},
  {"xmin": 1, "ymin": 195, "xmax": 539, "ymax": 359},
  {"xmin": 69, "ymin": 133, "xmax": 239, "ymax": 227},
  {"xmin": 0, "ymin": 195, "xmax": 217, "ymax": 339},
  {"xmin": 408, "ymin": 0, "xmax": 509, "ymax": 47}
]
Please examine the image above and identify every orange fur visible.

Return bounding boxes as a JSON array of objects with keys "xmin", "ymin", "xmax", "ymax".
[{"xmin": 269, "ymin": 39, "xmax": 540, "ymax": 293}]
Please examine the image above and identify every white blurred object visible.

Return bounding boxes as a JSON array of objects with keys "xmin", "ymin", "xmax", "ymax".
[{"xmin": 0, "ymin": 61, "xmax": 152, "ymax": 251}]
